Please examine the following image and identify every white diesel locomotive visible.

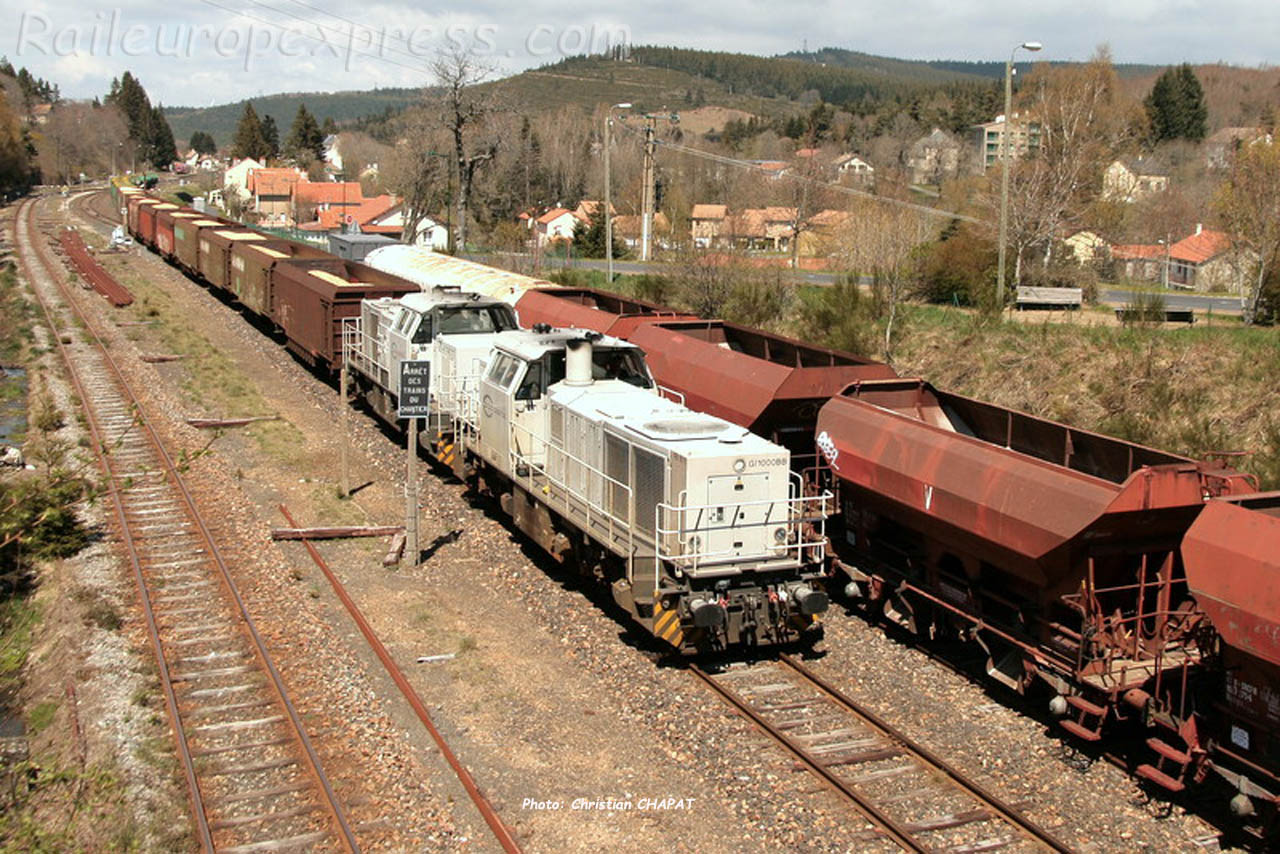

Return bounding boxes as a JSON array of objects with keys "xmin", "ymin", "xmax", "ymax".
[{"xmin": 343, "ymin": 288, "xmax": 830, "ymax": 651}]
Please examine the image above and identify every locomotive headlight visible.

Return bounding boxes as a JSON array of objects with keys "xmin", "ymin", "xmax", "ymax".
[
  {"xmin": 733, "ymin": 458, "xmax": 746, "ymax": 473},
  {"xmin": 773, "ymin": 526, "xmax": 788, "ymax": 543}
]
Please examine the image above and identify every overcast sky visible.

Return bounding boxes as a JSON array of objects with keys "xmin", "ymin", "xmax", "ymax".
[{"xmin": 4, "ymin": 0, "xmax": 1276, "ymax": 105}]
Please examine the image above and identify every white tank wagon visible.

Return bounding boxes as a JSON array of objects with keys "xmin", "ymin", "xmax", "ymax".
[
  {"xmin": 362, "ymin": 245, "xmax": 558, "ymax": 306},
  {"xmin": 341, "ymin": 286, "xmax": 518, "ymax": 455},
  {"xmin": 454, "ymin": 327, "xmax": 831, "ymax": 652}
]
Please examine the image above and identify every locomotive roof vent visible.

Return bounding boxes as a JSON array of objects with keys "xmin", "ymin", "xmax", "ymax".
[{"xmin": 636, "ymin": 417, "xmax": 725, "ymax": 440}]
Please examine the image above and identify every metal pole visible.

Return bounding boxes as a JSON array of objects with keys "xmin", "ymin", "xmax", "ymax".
[
  {"xmin": 604, "ymin": 111, "xmax": 613, "ymax": 282},
  {"xmin": 406, "ymin": 417, "xmax": 418, "ymax": 565},
  {"xmin": 641, "ymin": 121, "xmax": 655, "ymax": 263},
  {"xmin": 339, "ymin": 362, "xmax": 350, "ymax": 497},
  {"xmin": 996, "ymin": 55, "xmax": 1014, "ymax": 310}
]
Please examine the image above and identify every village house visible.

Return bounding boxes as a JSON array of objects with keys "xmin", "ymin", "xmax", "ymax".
[
  {"xmin": 906, "ymin": 128, "xmax": 961, "ymax": 185},
  {"xmin": 832, "ymin": 153, "xmax": 874, "ymax": 186},
  {"xmin": 1063, "ymin": 229, "xmax": 1107, "ymax": 265},
  {"xmin": 292, "ymin": 181, "xmax": 363, "ymax": 224},
  {"xmin": 1102, "ymin": 156, "xmax": 1170, "ymax": 203},
  {"xmin": 222, "ymin": 157, "xmax": 264, "ymax": 202},
  {"xmin": 247, "ymin": 167, "xmax": 306, "ymax": 223},
  {"xmin": 1205, "ymin": 126, "xmax": 1273, "ymax": 170},
  {"xmin": 1111, "ymin": 226, "xmax": 1253, "ymax": 293},
  {"xmin": 690, "ymin": 204, "xmax": 728, "ymax": 248},
  {"xmin": 797, "ymin": 209, "xmax": 851, "ymax": 257},
  {"xmin": 533, "ymin": 207, "xmax": 581, "ymax": 246},
  {"xmin": 613, "ymin": 213, "xmax": 672, "ymax": 250}
]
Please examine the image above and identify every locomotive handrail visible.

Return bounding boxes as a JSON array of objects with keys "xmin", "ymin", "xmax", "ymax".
[
  {"xmin": 655, "ymin": 488, "xmax": 830, "ymax": 572},
  {"xmin": 507, "ymin": 418, "xmax": 636, "ymax": 577}
]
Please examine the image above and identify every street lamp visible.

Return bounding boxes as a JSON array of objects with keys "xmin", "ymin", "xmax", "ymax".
[
  {"xmin": 604, "ymin": 102, "xmax": 631, "ymax": 283},
  {"xmin": 996, "ymin": 40, "xmax": 1042, "ymax": 309}
]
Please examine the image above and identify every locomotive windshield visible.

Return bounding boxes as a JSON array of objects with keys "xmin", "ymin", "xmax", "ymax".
[{"xmin": 420, "ymin": 305, "xmax": 517, "ymax": 342}]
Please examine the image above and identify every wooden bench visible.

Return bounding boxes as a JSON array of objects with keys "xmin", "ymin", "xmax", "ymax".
[
  {"xmin": 1015, "ymin": 286, "xmax": 1083, "ymax": 310},
  {"xmin": 1115, "ymin": 307, "xmax": 1196, "ymax": 324}
]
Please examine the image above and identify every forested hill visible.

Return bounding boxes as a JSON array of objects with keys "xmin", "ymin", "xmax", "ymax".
[
  {"xmin": 779, "ymin": 47, "xmax": 1163, "ymax": 80},
  {"xmin": 164, "ymin": 88, "xmax": 420, "ymax": 149},
  {"xmin": 628, "ymin": 46, "xmax": 989, "ymax": 105}
]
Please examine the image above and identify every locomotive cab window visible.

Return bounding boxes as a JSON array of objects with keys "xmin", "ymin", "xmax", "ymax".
[
  {"xmin": 515, "ymin": 362, "xmax": 544, "ymax": 401},
  {"xmin": 411, "ymin": 314, "xmax": 433, "ymax": 344},
  {"xmin": 436, "ymin": 305, "xmax": 518, "ymax": 336}
]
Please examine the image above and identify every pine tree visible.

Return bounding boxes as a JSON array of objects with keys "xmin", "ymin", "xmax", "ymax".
[
  {"xmin": 1145, "ymin": 64, "xmax": 1208, "ymax": 143},
  {"xmin": 261, "ymin": 114, "xmax": 280, "ymax": 160},
  {"xmin": 283, "ymin": 104, "xmax": 324, "ymax": 164},
  {"xmin": 190, "ymin": 131, "xmax": 216, "ymax": 155},
  {"xmin": 321, "ymin": 116, "xmax": 338, "ymax": 136},
  {"xmin": 231, "ymin": 102, "xmax": 270, "ymax": 161},
  {"xmin": 146, "ymin": 105, "xmax": 178, "ymax": 166}
]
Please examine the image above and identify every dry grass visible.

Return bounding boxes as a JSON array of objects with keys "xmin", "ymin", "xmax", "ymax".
[{"xmin": 890, "ymin": 305, "xmax": 1280, "ymax": 488}]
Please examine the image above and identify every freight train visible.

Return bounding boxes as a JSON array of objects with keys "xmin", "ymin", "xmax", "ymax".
[
  {"xmin": 114, "ymin": 188, "xmax": 1278, "ymax": 836},
  {"xmin": 115, "ymin": 187, "xmax": 831, "ymax": 653},
  {"xmin": 363, "ymin": 244, "xmax": 1280, "ymax": 838}
]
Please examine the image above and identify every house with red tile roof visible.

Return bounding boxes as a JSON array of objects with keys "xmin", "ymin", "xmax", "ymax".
[
  {"xmin": 1112, "ymin": 225, "xmax": 1253, "ymax": 292},
  {"xmin": 248, "ymin": 167, "xmax": 306, "ymax": 222},
  {"xmin": 1168, "ymin": 226, "xmax": 1250, "ymax": 292},
  {"xmin": 534, "ymin": 207, "xmax": 581, "ymax": 246},
  {"xmin": 690, "ymin": 203, "xmax": 728, "ymax": 248}
]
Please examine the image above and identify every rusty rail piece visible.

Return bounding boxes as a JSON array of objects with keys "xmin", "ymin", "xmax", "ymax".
[
  {"xmin": 278, "ymin": 505, "xmax": 524, "ymax": 854},
  {"xmin": 56, "ymin": 226, "xmax": 134, "ymax": 307},
  {"xmin": 15, "ymin": 196, "xmax": 360, "ymax": 853},
  {"xmin": 691, "ymin": 655, "xmax": 1075, "ymax": 854}
]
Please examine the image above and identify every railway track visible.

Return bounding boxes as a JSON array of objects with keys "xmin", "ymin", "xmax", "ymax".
[
  {"xmin": 13, "ymin": 193, "xmax": 361, "ymax": 853},
  {"xmin": 692, "ymin": 654, "xmax": 1075, "ymax": 854}
]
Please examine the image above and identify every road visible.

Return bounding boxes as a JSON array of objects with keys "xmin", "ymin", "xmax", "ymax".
[{"xmin": 472, "ymin": 254, "xmax": 1245, "ymax": 315}]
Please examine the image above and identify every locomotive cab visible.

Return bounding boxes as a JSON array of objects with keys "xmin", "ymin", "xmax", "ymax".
[{"xmin": 344, "ymin": 289, "xmax": 517, "ymax": 441}]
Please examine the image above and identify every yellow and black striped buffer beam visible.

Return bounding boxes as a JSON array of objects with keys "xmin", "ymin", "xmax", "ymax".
[
  {"xmin": 435, "ymin": 441, "xmax": 456, "ymax": 466},
  {"xmin": 653, "ymin": 602, "xmax": 684, "ymax": 647}
]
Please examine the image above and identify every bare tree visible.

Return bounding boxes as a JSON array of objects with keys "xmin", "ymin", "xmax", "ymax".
[
  {"xmin": 431, "ymin": 48, "xmax": 499, "ymax": 252},
  {"xmin": 990, "ymin": 48, "xmax": 1138, "ymax": 286},
  {"xmin": 1216, "ymin": 138, "xmax": 1280, "ymax": 324}
]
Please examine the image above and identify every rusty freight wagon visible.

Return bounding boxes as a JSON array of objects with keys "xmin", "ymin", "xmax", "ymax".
[
  {"xmin": 628, "ymin": 319, "xmax": 897, "ymax": 455},
  {"xmin": 133, "ymin": 198, "xmax": 166, "ymax": 247},
  {"xmin": 229, "ymin": 239, "xmax": 330, "ymax": 319},
  {"xmin": 513, "ymin": 287, "xmax": 701, "ymax": 338},
  {"xmin": 815, "ymin": 378, "xmax": 1256, "ymax": 740},
  {"xmin": 270, "ymin": 258, "xmax": 418, "ymax": 369},
  {"xmin": 153, "ymin": 205, "xmax": 191, "ymax": 260},
  {"xmin": 174, "ymin": 215, "xmax": 233, "ymax": 274},
  {"xmin": 1180, "ymin": 493, "xmax": 1280, "ymax": 829},
  {"xmin": 198, "ymin": 227, "xmax": 269, "ymax": 291}
]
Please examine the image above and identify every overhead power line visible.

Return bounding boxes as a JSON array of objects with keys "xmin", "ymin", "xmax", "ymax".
[{"xmin": 614, "ymin": 120, "xmax": 986, "ymax": 226}]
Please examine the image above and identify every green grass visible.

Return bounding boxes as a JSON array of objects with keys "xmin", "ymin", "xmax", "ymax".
[{"xmin": 26, "ymin": 701, "xmax": 56, "ymax": 735}]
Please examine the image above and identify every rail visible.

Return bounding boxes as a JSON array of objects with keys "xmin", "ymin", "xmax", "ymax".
[
  {"xmin": 690, "ymin": 655, "xmax": 1074, "ymax": 854},
  {"xmin": 16, "ymin": 194, "xmax": 360, "ymax": 853},
  {"xmin": 278, "ymin": 506, "xmax": 523, "ymax": 853}
]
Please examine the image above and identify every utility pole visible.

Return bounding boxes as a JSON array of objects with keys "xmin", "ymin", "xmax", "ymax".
[
  {"xmin": 604, "ymin": 102, "xmax": 631, "ymax": 282},
  {"xmin": 640, "ymin": 119, "xmax": 656, "ymax": 262}
]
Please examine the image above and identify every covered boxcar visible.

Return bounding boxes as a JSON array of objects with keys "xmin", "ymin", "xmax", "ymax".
[
  {"xmin": 198, "ymin": 227, "xmax": 269, "ymax": 291},
  {"xmin": 270, "ymin": 258, "xmax": 419, "ymax": 369},
  {"xmin": 175, "ymin": 216, "xmax": 233, "ymax": 274},
  {"xmin": 230, "ymin": 239, "xmax": 330, "ymax": 318},
  {"xmin": 134, "ymin": 198, "xmax": 167, "ymax": 247},
  {"xmin": 153, "ymin": 205, "xmax": 191, "ymax": 259}
]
